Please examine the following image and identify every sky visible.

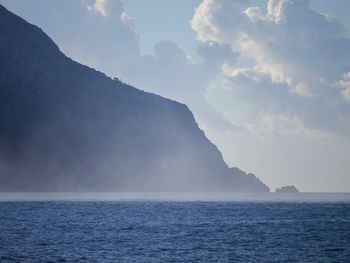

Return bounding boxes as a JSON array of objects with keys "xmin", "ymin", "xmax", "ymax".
[{"xmin": 1, "ymin": 0, "xmax": 350, "ymax": 192}]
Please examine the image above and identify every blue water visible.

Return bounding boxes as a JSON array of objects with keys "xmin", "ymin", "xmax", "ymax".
[{"xmin": 1, "ymin": 197, "xmax": 350, "ymax": 262}]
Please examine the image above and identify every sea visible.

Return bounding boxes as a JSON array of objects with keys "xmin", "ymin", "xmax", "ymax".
[{"xmin": 0, "ymin": 193, "xmax": 349, "ymax": 262}]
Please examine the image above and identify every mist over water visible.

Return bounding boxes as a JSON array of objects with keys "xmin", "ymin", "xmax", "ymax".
[{"xmin": 1, "ymin": 192, "xmax": 350, "ymax": 203}]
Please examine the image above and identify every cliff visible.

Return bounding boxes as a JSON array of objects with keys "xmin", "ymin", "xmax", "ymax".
[{"xmin": 0, "ymin": 5, "xmax": 269, "ymax": 192}]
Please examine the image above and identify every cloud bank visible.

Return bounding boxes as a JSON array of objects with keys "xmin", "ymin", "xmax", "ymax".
[{"xmin": 191, "ymin": 0, "xmax": 350, "ymax": 136}]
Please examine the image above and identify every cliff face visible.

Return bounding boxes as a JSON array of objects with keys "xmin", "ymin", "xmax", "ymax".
[{"xmin": 0, "ymin": 5, "xmax": 269, "ymax": 192}]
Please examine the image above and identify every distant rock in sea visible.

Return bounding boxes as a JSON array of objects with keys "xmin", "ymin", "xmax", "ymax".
[
  {"xmin": 275, "ymin": 185, "xmax": 299, "ymax": 193},
  {"xmin": 0, "ymin": 4, "xmax": 269, "ymax": 192}
]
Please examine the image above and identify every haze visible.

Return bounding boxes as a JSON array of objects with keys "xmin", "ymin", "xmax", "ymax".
[{"xmin": 1, "ymin": 0, "xmax": 350, "ymax": 192}]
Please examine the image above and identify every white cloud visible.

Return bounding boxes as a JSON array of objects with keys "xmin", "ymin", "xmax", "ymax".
[
  {"xmin": 120, "ymin": 12, "xmax": 134, "ymax": 30},
  {"xmin": 87, "ymin": 0, "xmax": 109, "ymax": 16},
  {"xmin": 191, "ymin": 0, "xmax": 350, "ymax": 136},
  {"xmin": 333, "ymin": 72, "xmax": 350, "ymax": 102},
  {"xmin": 85, "ymin": 0, "xmax": 125, "ymax": 19},
  {"xmin": 343, "ymin": 88, "xmax": 350, "ymax": 102}
]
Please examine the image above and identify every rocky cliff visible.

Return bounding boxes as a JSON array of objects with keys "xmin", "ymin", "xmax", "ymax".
[{"xmin": 0, "ymin": 5, "xmax": 269, "ymax": 192}]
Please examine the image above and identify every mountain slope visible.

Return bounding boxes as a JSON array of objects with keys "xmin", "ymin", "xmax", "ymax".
[{"xmin": 0, "ymin": 5, "xmax": 269, "ymax": 192}]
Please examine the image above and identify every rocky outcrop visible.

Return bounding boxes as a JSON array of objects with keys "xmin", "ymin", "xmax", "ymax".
[{"xmin": 276, "ymin": 186, "xmax": 299, "ymax": 193}]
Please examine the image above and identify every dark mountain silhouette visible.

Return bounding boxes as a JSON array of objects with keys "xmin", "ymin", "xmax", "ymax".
[{"xmin": 0, "ymin": 5, "xmax": 269, "ymax": 192}]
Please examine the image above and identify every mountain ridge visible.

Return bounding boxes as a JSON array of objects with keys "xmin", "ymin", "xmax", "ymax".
[{"xmin": 0, "ymin": 4, "xmax": 269, "ymax": 192}]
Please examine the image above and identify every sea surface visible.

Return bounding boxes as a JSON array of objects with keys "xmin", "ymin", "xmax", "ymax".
[{"xmin": 0, "ymin": 193, "xmax": 349, "ymax": 262}]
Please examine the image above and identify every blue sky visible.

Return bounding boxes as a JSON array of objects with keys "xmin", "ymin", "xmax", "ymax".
[
  {"xmin": 1, "ymin": 0, "xmax": 350, "ymax": 191},
  {"xmin": 124, "ymin": 0, "xmax": 350, "ymax": 57}
]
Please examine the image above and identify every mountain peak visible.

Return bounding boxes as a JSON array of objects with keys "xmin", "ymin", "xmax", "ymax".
[{"xmin": 0, "ymin": 4, "xmax": 269, "ymax": 192}]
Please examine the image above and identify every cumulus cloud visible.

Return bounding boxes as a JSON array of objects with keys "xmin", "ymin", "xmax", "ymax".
[
  {"xmin": 191, "ymin": 0, "xmax": 350, "ymax": 136},
  {"xmin": 332, "ymin": 72, "xmax": 350, "ymax": 102},
  {"xmin": 85, "ymin": 0, "xmax": 124, "ymax": 17},
  {"xmin": 87, "ymin": 0, "xmax": 109, "ymax": 16},
  {"xmin": 120, "ymin": 12, "xmax": 134, "ymax": 30}
]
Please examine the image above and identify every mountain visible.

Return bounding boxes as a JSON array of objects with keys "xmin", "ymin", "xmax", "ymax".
[{"xmin": 0, "ymin": 5, "xmax": 269, "ymax": 192}]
